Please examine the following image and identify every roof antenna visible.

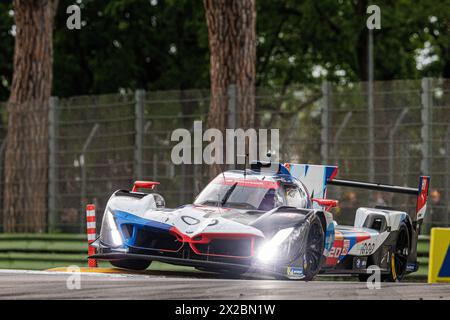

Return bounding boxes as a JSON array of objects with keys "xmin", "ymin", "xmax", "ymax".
[
  {"xmin": 244, "ymin": 153, "xmax": 248, "ymax": 179},
  {"xmin": 218, "ymin": 165, "xmax": 226, "ymax": 210},
  {"xmin": 237, "ymin": 153, "xmax": 249, "ymax": 179}
]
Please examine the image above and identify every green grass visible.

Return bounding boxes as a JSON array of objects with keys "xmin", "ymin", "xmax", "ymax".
[
  {"xmin": 0, "ymin": 240, "xmax": 86, "ymax": 253},
  {"xmin": 0, "ymin": 234, "xmax": 85, "ymax": 241},
  {"xmin": 417, "ymin": 240, "xmax": 429, "ymax": 257}
]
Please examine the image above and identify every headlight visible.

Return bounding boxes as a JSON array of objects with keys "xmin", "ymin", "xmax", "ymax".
[
  {"xmin": 100, "ymin": 208, "xmax": 123, "ymax": 247},
  {"xmin": 257, "ymin": 227, "xmax": 294, "ymax": 262}
]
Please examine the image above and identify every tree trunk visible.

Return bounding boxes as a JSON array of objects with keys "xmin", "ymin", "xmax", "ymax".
[
  {"xmin": 3, "ymin": 0, "xmax": 58, "ymax": 232},
  {"xmin": 203, "ymin": 0, "xmax": 256, "ymax": 176}
]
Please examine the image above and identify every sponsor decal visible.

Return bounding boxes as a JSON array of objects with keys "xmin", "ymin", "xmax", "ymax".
[
  {"xmin": 324, "ymin": 223, "xmax": 335, "ymax": 252},
  {"xmin": 287, "ymin": 267, "xmax": 304, "ymax": 276},
  {"xmin": 360, "ymin": 242, "xmax": 375, "ymax": 255},
  {"xmin": 353, "ymin": 257, "xmax": 368, "ymax": 270},
  {"xmin": 406, "ymin": 263, "xmax": 417, "ymax": 272},
  {"xmin": 342, "ymin": 239, "xmax": 350, "ymax": 256},
  {"xmin": 326, "ymin": 231, "xmax": 343, "ymax": 266}
]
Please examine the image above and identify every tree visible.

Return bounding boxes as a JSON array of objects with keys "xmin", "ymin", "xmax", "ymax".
[
  {"xmin": 2, "ymin": 1, "xmax": 450, "ymax": 100},
  {"xmin": 3, "ymin": 0, "xmax": 58, "ymax": 232},
  {"xmin": 204, "ymin": 0, "xmax": 256, "ymax": 130},
  {"xmin": 53, "ymin": 0, "xmax": 209, "ymax": 97},
  {"xmin": 0, "ymin": 2, "xmax": 14, "ymax": 102},
  {"xmin": 203, "ymin": 0, "xmax": 257, "ymax": 175}
]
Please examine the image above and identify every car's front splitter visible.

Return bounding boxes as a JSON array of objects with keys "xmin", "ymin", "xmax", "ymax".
[{"xmin": 90, "ymin": 252, "xmax": 303, "ymax": 280}]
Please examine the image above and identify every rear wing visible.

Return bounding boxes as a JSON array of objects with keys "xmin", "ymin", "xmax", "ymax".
[
  {"xmin": 284, "ymin": 163, "xmax": 430, "ymax": 223},
  {"xmin": 327, "ymin": 176, "xmax": 431, "ymax": 223},
  {"xmin": 284, "ymin": 163, "xmax": 338, "ymax": 206}
]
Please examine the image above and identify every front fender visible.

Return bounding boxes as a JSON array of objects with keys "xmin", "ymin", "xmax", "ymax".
[
  {"xmin": 250, "ymin": 206, "xmax": 315, "ymax": 238},
  {"xmin": 315, "ymin": 210, "xmax": 335, "ymax": 257}
]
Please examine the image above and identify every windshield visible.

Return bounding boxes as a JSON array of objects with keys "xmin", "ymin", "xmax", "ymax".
[{"xmin": 194, "ymin": 179, "xmax": 283, "ymax": 210}]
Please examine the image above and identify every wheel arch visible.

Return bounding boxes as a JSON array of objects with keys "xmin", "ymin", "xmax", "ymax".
[
  {"xmin": 315, "ymin": 210, "xmax": 327, "ymax": 235},
  {"xmin": 401, "ymin": 215, "xmax": 414, "ymax": 252}
]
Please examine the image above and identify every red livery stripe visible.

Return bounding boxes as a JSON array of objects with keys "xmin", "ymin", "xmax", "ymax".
[{"xmin": 214, "ymin": 177, "xmax": 280, "ymax": 189}]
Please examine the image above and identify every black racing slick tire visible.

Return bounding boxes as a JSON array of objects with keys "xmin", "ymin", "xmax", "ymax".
[
  {"xmin": 383, "ymin": 222, "xmax": 410, "ymax": 282},
  {"xmin": 110, "ymin": 259, "xmax": 152, "ymax": 271},
  {"xmin": 302, "ymin": 217, "xmax": 325, "ymax": 281},
  {"xmin": 358, "ymin": 222, "xmax": 411, "ymax": 283}
]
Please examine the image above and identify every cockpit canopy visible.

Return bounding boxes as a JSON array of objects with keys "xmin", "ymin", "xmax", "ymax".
[{"xmin": 194, "ymin": 171, "xmax": 311, "ymax": 211}]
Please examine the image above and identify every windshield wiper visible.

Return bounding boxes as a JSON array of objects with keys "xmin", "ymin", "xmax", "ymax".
[{"xmin": 221, "ymin": 182, "xmax": 238, "ymax": 206}]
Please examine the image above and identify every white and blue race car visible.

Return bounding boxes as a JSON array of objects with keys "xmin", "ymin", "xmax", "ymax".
[{"xmin": 91, "ymin": 162, "xmax": 430, "ymax": 281}]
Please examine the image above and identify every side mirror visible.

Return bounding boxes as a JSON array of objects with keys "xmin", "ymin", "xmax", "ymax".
[
  {"xmin": 132, "ymin": 180, "xmax": 160, "ymax": 192},
  {"xmin": 312, "ymin": 198, "xmax": 339, "ymax": 212},
  {"xmin": 140, "ymin": 193, "xmax": 166, "ymax": 210}
]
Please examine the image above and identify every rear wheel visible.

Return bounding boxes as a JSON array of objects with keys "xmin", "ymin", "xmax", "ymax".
[
  {"xmin": 383, "ymin": 223, "xmax": 410, "ymax": 282},
  {"xmin": 302, "ymin": 218, "xmax": 325, "ymax": 281},
  {"xmin": 110, "ymin": 259, "xmax": 152, "ymax": 271},
  {"xmin": 358, "ymin": 223, "xmax": 410, "ymax": 282}
]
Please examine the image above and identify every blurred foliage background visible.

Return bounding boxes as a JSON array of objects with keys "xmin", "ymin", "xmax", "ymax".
[{"xmin": 0, "ymin": 0, "xmax": 449, "ymax": 101}]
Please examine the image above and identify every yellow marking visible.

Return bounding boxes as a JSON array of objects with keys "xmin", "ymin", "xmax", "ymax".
[
  {"xmin": 391, "ymin": 253, "xmax": 397, "ymax": 280},
  {"xmin": 428, "ymin": 228, "xmax": 450, "ymax": 284}
]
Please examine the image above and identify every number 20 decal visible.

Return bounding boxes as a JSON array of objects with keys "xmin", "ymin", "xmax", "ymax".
[{"xmin": 329, "ymin": 247, "xmax": 342, "ymax": 258}]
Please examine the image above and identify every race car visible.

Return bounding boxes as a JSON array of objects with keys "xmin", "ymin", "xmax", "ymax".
[{"xmin": 91, "ymin": 161, "xmax": 430, "ymax": 281}]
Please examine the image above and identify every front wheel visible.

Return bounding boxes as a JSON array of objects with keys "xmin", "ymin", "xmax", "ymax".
[
  {"xmin": 302, "ymin": 218, "xmax": 325, "ymax": 281},
  {"xmin": 110, "ymin": 259, "xmax": 152, "ymax": 271}
]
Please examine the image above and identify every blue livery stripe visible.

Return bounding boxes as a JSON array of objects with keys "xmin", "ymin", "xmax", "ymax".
[{"xmin": 113, "ymin": 210, "xmax": 172, "ymax": 231}]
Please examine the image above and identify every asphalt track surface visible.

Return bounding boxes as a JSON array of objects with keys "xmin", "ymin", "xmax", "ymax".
[{"xmin": 1, "ymin": 269, "xmax": 450, "ymax": 300}]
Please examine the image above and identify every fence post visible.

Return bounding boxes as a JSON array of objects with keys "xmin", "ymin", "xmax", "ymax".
[
  {"xmin": 80, "ymin": 123, "xmax": 100, "ymax": 232},
  {"xmin": 333, "ymin": 111, "xmax": 352, "ymax": 164},
  {"xmin": 134, "ymin": 89, "xmax": 145, "ymax": 181},
  {"xmin": 421, "ymin": 78, "xmax": 433, "ymax": 230},
  {"xmin": 321, "ymin": 81, "xmax": 331, "ymax": 165},
  {"xmin": 421, "ymin": 78, "xmax": 433, "ymax": 176},
  {"xmin": 48, "ymin": 96, "xmax": 59, "ymax": 233},
  {"xmin": 0, "ymin": 140, "xmax": 6, "ymax": 228},
  {"xmin": 368, "ymin": 30, "xmax": 375, "ymax": 183},
  {"xmin": 445, "ymin": 124, "xmax": 450, "ymax": 226},
  {"xmin": 388, "ymin": 108, "xmax": 409, "ymax": 185}
]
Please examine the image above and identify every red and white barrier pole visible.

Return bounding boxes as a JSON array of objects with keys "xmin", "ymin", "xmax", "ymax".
[{"xmin": 86, "ymin": 204, "xmax": 98, "ymax": 268}]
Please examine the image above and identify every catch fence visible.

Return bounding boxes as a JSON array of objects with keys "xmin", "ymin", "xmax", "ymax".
[{"xmin": 0, "ymin": 78, "xmax": 448, "ymax": 233}]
